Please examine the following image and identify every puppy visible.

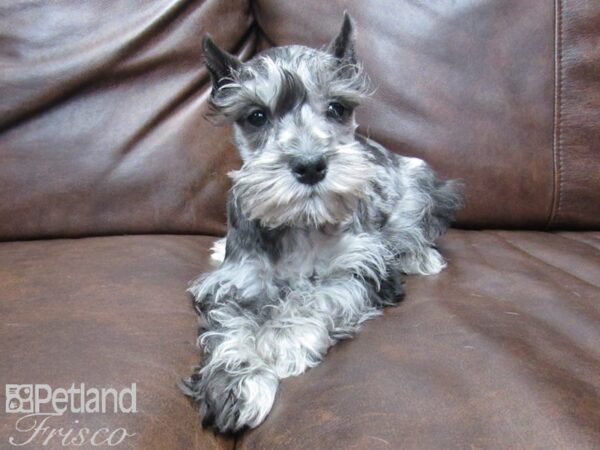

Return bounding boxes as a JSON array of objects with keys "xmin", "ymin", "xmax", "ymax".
[{"xmin": 182, "ymin": 13, "xmax": 462, "ymax": 433}]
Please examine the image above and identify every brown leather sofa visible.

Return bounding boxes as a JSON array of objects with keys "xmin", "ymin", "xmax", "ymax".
[{"xmin": 1, "ymin": 1, "xmax": 599, "ymax": 449}]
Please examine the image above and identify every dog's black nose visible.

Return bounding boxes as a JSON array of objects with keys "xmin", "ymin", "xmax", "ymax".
[{"xmin": 289, "ymin": 156, "xmax": 327, "ymax": 185}]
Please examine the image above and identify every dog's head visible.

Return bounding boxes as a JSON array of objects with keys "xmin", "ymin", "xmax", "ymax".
[{"xmin": 204, "ymin": 13, "xmax": 375, "ymax": 228}]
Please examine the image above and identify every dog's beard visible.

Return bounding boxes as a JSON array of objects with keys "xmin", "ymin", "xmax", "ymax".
[{"xmin": 230, "ymin": 142, "xmax": 374, "ymax": 229}]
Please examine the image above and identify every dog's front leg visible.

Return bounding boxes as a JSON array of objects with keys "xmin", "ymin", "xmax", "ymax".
[
  {"xmin": 189, "ymin": 317, "xmax": 279, "ymax": 433},
  {"xmin": 185, "ymin": 264, "xmax": 279, "ymax": 433},
  {"xmin": 255, "ymin": 296, "xmax": 333, "ymax": 379},
  {"xmin": 253, "ymin": 232, "xmax": 403, "ymax": 379},
  {"xmin": 255, "ymin": 275, "xmax": 386, "ymax": 379}
]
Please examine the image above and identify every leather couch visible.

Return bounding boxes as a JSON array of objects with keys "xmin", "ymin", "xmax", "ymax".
[{"xmin": 1, "ymin": 1, "xmax": 598, "ymax": 449}]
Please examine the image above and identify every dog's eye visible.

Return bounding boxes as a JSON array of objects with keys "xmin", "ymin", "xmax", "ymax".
[
  {"xmin": 246, "ymin": 109, "xmax": 268, "ymax": 127},
  {"xmin": 326, "ymin": 102, "xmax": 348, "ymax": 121}
]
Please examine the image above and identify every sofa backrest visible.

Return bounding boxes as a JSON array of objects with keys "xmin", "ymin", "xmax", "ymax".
[
  {"xmin": 1, "ymin": 0, "xmax": 598, "ymax": 240},
  {"xmin": 0, "ymin": 0, "xmax": 248, "ymax": 240},
  {"xmin": 254, "ymin": 0, "xmax": 600, "ymax": 230}
]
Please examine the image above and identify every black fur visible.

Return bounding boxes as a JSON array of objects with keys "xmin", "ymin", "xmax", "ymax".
[{"xmin": 226, "ymin": 195, "xmax": 287, "ymax": 263}]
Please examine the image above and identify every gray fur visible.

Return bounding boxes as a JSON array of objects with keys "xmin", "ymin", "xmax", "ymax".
[{"xmin": 184, "ymin": 15, "xmax": 462, "ymax": 434}]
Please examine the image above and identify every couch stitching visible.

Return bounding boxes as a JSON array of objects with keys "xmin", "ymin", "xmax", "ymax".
[{"xmin": 549, "ymin": 0, "xmax": 564, "ymax": 229}]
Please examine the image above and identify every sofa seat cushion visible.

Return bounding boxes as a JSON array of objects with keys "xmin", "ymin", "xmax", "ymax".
[
  {"xmin": 0, "ymin": 235, "xmax": 231, "ymax": 450},
  {"xmin": 0, "ymin": 231, "xmax": 598, "ymax": 449},
  {"xmin": 238, "ymin": 230, "xmax": 600, "ymax": 449}
]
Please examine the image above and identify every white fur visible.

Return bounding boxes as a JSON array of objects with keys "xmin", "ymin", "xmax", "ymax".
[{"xmin": 209, "ymin": 238, "xmax": 226, "ymax": 266}]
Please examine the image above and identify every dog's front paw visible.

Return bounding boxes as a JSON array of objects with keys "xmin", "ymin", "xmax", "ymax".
[
  {"xmin": 184, "ymin": 365, "xmax": 279, "ymax": 434},
  {"xmin": 400, "ymin": 247, "xmax": 447, "ymax": 275}
]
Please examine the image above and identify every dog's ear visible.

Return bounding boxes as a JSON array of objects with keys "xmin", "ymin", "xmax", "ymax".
[
  {"xmin": 326, "ymin": 12, "xmax": 356, "ymax": 63},
  {"xmin": 203, "ymin": 34, "xmax": 241, "ymax": 91}
]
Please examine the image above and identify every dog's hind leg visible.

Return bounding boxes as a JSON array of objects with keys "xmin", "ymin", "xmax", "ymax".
[{"xmin": 384, "ymin": 158, "xmax": 462, "ymax": 276}]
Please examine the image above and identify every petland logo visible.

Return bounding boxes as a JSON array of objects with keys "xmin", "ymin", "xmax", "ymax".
[{"xmin": 5, "ymin": 383, "xmax": 137, "ymax": 447}]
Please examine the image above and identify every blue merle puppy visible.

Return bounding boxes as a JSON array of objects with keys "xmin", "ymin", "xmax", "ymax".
[{"xmin": 182, "ymin": 13, "xmax": 462, "ymax": 433}]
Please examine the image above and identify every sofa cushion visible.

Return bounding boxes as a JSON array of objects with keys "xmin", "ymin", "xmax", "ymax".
[
  {"xmin": 1, "ymin": 231, "xmax": 598, "ymax": 449},
  {"xmin": 0, "ymin": 0, "xmax": 249, "ymax": 240},
  {"xmin": 238, "ymin": 230, "xmax": 600, "ymax": 449},
  {"xmin": 0, "ymin": 235, "xmax": 232, "ymax": 450}
]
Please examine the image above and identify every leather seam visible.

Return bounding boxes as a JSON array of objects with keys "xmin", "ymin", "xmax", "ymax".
[
  {"xmin": 489, "ymin": 231, "xmax": 600, "ymax": 288},
  {"xmin": 549, "ymin": 0, "xmax": 564, "ymax": 229},
  {"xmin": 553, "ymin": 232, "xmax": 600, "ymax": 252}
]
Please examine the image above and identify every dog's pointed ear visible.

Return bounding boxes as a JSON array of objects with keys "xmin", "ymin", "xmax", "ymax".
[
  {"xmin": 326, "ymin": 12, "xmax": 356, "ymax": 63},
  {"xmin": 203, "ymin": 34, "xmax": 241, "ymax": 91}
]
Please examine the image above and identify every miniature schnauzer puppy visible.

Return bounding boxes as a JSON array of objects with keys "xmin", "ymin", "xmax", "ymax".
[{"xmin": 182, "ymin": 13, "xmax": 462, "ymax": 433}]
